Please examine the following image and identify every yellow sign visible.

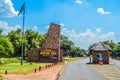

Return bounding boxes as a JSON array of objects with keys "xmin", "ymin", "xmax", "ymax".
[{"xmin": 40, "ymin": 49, "xmax": 56, "ymax": 55}]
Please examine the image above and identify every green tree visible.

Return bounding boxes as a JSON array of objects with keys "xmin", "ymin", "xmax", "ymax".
[
  {"xmin": 0, "ymin": 36, "xmax": 14, "ymax": 57},
  {"xmin": 25, "ymin": 29, "xmax": 45, "ymax": 50},
  {"xmin": 60, "ymin": 35, "xmax": 83, "ymax": 57},
  {"xmin": 117, "ymin": 42, "xmax": 120, "ymax": 57},
  {"xmin": 7, "ymin": 29, "xmax": 22, "ymax": 56},
  {"xmin": 103, "ymin": 41, "xmax": 118, "ymax": 58},
  {"xmin": 60, "ymin": 35, "xmax": 73, "ymax": 56},
  {"xmin": 0, "ymin": 28, "xmax": 3, "ymax": 36}
]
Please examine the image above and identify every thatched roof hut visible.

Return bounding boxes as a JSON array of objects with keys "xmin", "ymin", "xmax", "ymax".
[
  {"xmin": 90, "ymin": 43, "xmax": 112, "ymax": 64},
  {"xmin": 91, "ymin": 43, "xmax": 112, "ymax": 51}
]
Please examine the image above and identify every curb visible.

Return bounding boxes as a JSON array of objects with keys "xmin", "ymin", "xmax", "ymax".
[{"xmin": 56, "ymin": 62, "xmax": 68, "ymax": 80}]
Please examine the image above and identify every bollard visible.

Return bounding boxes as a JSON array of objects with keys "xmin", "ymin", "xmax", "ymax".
[
  {"xmin": 46, "ymin": 65, "xmax": 47, "ymax": 68},
  {"xmin": 39, "ymin": 66, "xmax": 41, "ymax": 71},
  {"xmin": 34, "ymin": 69, "xmax": 36, "ymax": 73},
  {"xmin": 5, "ymin": 70, "xmax": 7, "ymax": 75}
]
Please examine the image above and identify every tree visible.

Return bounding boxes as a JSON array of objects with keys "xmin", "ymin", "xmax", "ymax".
[
  {"xmin": 60, "ymin": 35, "xmax": 73, "ymax": 56},
  {"xmin": 103, "ymin": 41, "xmax": 118, "ymax": 58},
  {"xmin": 117, "ymin": 42, "xmax": 120, "ymax": 57},
  {"xmin": 0, "ymin": 36, "xmax": 14, "ymax": 57},
  {"xmin": 7, "ymin": 29, "xmax": 22, "ymax": 56},
  {"xmin": 60, "ymin": 35, "xmax": 83, "ymax": 57},
  {"xmin": 25, "ymin": 29, "xmax": 45, "ymax": 50},
  {"xmin": 0, "ymin": 28, "xmax": 3, "ymax": 36}
]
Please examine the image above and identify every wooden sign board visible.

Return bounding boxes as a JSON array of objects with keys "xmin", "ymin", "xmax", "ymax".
[{"xmin": 40, "ymin": 49, "xmax": 56, "ymax": 55}]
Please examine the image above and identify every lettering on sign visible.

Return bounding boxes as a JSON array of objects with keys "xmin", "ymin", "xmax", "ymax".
[{"xmin": 40, "ymin": 49, "xmax": 56, "ymax": 55}]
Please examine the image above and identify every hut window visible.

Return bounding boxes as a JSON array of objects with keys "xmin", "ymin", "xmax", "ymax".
[
  {"xmin": 97, "ymin": 53, "xmax": 104, "ymax": 57},
  {"xmin": 97, "ymin": 53, "xmax": 104, "ymax": 61}
]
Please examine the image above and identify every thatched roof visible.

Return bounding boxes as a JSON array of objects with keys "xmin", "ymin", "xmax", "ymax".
[{"xmin": 90, "ymin": 43, "xmax": 112, "ymax": 51}]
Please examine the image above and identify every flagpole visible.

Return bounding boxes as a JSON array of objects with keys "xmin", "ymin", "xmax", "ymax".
[
  {"xmin": 22, "ymin": 2, "xmax": 25, "ymax": 65},
  {"xmin": 18, "ymin": 2, "xmax": 25, "ymax": 65}
]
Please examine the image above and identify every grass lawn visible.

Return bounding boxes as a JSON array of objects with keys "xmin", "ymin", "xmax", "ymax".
[
  {"xmin": 0, "ymin": 57, "xmax": 82, "ymax": 74},
  {"xmin": 63, "ymin": 57, "xmax": 82, "ymax": 63},
  {"xmin": 0, "ymin": 62, "xmax": 51, "ymax": 74},
  {"xmin": 0, "ymin": 58, "xmax": 51, "ymax": 74}
]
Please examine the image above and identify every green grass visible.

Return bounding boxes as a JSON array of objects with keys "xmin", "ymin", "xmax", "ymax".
[
  {"xmin": 0, "ymin": 62, "xmax": 50, "ymax": 74},
  {"xmin": 0, "ymin": 58, "xmax": 51, "ymax": 74},
  {"xmin": 0, "ymin": 57, "xmax": 82, "ymax": 75},
  {"xmin": 0, "ymin": 57, "xmax": 23, "ymax": 64},
  {"xmin": 63, "ymin": 57, "xmax": 82, "ymax": 63}
]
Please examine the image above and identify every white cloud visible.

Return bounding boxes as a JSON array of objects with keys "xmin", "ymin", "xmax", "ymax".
[
  {"xmin": 61, "ymin": 26, "xmax": 115, "ymax": 49},
  {"xmin": 45, "ymin": 25, "xmax": 50, "ymax": 30},
  {"xmin": 32, "ymin": 26, "xmax": 38, "ymax": 31},
  {"xmin": 75, "ymin": 0, "xmax": 82, "ymax": 4},
  {"xmin": 97, "ymin": 8, "xmax": 111, "ymax": 15},
  {"xmin": 0, "ymin": 0, "xmax": 18, "ymax": 17},
  {"xmin": 0, "ymin": 20, "xmax": 21, "ymax": 34},
  {"xmin": 95, "ymin": 28, "xmax": 102, "ymax": 33},
  {"xmin": 59, "ymin": 23, "xmax": 64, "ymax": 27}
]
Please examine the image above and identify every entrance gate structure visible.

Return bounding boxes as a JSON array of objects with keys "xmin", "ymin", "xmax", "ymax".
[
  {"xmin": 90, "ymin": 42, "xmax": 112, "ymax": 64},
  {"xmin": 27, "ymin": 23, "xmax": 63, "ymax": 62}
]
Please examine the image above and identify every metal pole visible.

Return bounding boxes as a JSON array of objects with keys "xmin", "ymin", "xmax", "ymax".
[{"xmin": 21, "ymin": 2, "xmax": 25, "ymax": 65}]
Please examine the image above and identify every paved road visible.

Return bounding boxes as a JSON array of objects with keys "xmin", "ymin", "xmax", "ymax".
[{"xmin": 58, "ymin": 58, "xmax": 109, "ymax": 80}]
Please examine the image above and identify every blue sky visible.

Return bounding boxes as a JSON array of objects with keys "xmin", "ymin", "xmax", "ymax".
[{"xmin": 0, "ymin": 0, "xmax": 120, "ymax": 49}]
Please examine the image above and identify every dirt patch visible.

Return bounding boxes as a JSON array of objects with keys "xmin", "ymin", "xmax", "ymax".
[{"xmin": 1, "ymin": 63, "xmax": 64, "ymax": 80}]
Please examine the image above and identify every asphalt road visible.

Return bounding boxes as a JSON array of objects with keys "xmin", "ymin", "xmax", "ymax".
[{"xmin": 58, "ymin": 58, "xmax": 109, "ymax": 80}]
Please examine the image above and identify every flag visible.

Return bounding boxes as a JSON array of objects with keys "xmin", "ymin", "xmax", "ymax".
[{"xmin": 18, "ymin": 2, "xmax": 25, "ymax": 16}]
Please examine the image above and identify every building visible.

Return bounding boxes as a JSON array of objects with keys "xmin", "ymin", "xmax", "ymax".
[
  {"xmin": 90, "ymin": 42, "xmax": 112, "ymax": 64},
  {"xmin": 27, "ymin": 23, "xmax": 63, "ymax": 62}
]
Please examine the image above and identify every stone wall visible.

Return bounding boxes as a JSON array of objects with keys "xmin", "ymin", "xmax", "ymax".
[
  {"xmin": 42, "ymin": 23, "xmax": 60, "ymax": 49},
  {"xmin": 27, "ymin": 48, "xmax": 39, "ymax": 62}
]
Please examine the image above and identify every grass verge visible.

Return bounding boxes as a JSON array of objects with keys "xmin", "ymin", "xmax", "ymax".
[
  {"xmin": 63, "ymin": 57, "xmax": 82, "ymax": 63},
  {"xmin": 0, "ymin": 62, "xmax": 51, "ymax": 74}
]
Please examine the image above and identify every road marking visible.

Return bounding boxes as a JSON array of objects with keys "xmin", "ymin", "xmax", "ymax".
[{"xmin": 88, "ymin": 64, "xmax": 120, "ymax": 80}]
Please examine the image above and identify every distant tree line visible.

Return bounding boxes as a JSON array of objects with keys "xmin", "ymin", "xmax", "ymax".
[
  {"xmin": 60, "ymin": 35, "xmax": 84, "ymax": 57},
  {"xmin": 0, "ymin": 28, "xmax": 84, "ymax": 58}
]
